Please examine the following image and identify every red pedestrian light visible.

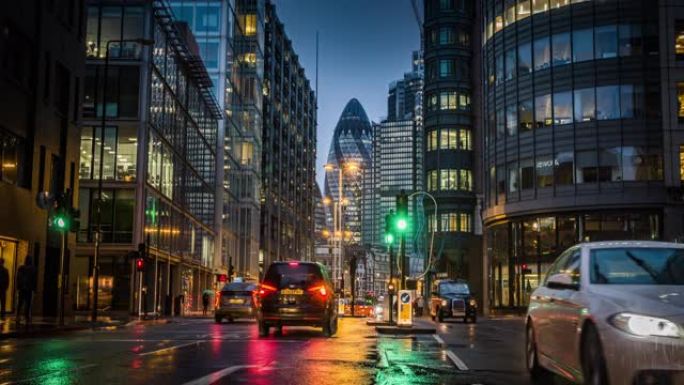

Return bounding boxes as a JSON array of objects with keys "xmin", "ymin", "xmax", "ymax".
[{"xmin": 136, "ymin": 258, "xmax": 145, "ymax": 272}]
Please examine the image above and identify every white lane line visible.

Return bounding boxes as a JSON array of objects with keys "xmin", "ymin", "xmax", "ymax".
[
  {"xmin": 445, "ymin": 350, "xmax": 469, "ymax": 371},
  {"xmin": 138, "ymin": 340, "xmax": 203, "ymax": 356},
  {"xmin": 0, "ymin": 364, "xmax": 98, "ymax": 385},
  {"xmin": 181, "ymin": 361, "xmax": 277, "ymax": 385},
  {"xmin": 432, "ymin": 334, "xmax": 445, "ymax": 347}
]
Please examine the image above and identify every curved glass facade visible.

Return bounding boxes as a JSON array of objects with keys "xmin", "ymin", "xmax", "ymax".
[{"xmin": 481, "ymin": 0, "xmax": 680, "ymax": 309}]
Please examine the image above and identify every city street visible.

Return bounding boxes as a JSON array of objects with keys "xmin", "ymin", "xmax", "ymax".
[{"xmin": 0, "ymin": 316, "xmax": 572, "ymax": 385}]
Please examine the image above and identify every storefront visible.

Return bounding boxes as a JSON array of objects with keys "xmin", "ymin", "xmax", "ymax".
[
  {"xmin": 0, "ymin": 236, "xmax": 29, "ymax": 313},
  {"xmin": 486, "ymin": 211, "xmax": 661, "ymax": 309}
]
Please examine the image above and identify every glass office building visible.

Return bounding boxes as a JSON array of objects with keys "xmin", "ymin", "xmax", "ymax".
[{"xmin": 481, "ymin": 0, "xmax": 684, "ymax": 309}]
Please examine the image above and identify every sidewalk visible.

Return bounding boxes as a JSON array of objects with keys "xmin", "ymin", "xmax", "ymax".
[{"xmin": 373, "ymin": 316, "xmax": 437, "ymax": 334}]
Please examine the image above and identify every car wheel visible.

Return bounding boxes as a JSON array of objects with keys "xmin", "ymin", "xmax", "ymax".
[
  {"xmin": 258, "ymin": 321, "xmax": 269, "ymax": 337},
  {"xmin": 437, "ymin": 309, "xmax": 444, "ymax": 323},
  {"xmin": 214, "ymin": 315, "xmax": 222, "ymax": 324},
  {"xmin": 582, "ymin": 324, "xmax": 609, "ymax": 385},
  {"xmin": 526, "ymin": 322, "xmax": 552, "ymax": 383}
]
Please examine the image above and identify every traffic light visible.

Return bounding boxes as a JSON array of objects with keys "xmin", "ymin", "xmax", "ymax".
[
  {"xmin": 394, "ymin": 190, "xmax": 409, "ymax": 233},
  {"xmin": 51, "ymin": 192, "xmax": 69, "ymax": 231},
  {"xmin": 136, "ymin": 257, "xmax": 145, "ymax": 272},
  {"xmin": 384, "ymin": 211, "xmax": 395, "ymax": 245}
]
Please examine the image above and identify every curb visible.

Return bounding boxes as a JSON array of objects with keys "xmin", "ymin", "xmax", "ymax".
[
  {"xmin": 0, "ymin": 325, "xmax": 90, "ymax": 340},
  {"xmin": 375, "ymin": 325, "xmax": 437, "ymax": 335}
]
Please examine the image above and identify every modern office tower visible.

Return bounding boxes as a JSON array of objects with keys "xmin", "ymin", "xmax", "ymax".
[
  {"xmin": 481, "ymin": 0, "xmax": 684, "ymax": 310},
  {"xmin": 0, "ymin": 0, "xmax": 85, "ymax": 317},
  {"xmin": 261, "ymin": 2, "xmax": 317, "ymax": 265},
  {"xmin": 423, "ymin": 0, "xmax": 483, "ymax": 299},
  {"xmin": 313, "ymin": 183, "xmax": 332, "ymax": 269},
  {"xmin": 78, "ymin": 0, "xmax": 221, "ymax": 314},
  {"xmin": 388, "ymin": 50, "xmax": 424, "ymax": 123},
  {"xmin": 169, "ymin": 0, "xmax": 234, "ymax": 281}
]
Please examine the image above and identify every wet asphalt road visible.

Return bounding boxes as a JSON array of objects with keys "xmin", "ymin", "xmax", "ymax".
[{"xmin": 0, "ymin": 317, "xmax": 571, "ymax": 385}]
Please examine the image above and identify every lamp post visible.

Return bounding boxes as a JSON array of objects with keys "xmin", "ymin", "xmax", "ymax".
[{"xmin": 92, "ymin": 38, "xmax": 153, "ymax": 323}]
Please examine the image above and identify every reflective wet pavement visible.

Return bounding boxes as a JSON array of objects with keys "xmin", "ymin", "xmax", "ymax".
[{"xmin": 0, "ymin": 316, "xmax": 571, "ymax": 385}]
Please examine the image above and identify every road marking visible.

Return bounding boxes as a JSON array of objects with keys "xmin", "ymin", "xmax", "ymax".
[
  {"xmin": 432, "ymin": 334, "xmax": 445, "ymax": 347},
  {"xmin": 181, "ymin": 361, "xmax": 277, "ymax": 385},
  {"xmin": 0, "ymin": 364, "xmax": 98, "ymax": 385},
  {"xmin": 445, "ymin": 350, "xmax": 469, "ymax": 371},
  {"xmin": 138, "ymin": 340, "xmax": 203, "ymax": 356}
]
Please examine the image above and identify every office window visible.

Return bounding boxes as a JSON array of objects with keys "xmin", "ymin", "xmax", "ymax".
[
  {"xmin": 427, "ymin": 170, "xmax": 438, "ymax": 191},
  {"xmin": 573, "ymin": 29, "xmax": 594, "ymax": 62},
  {"xmin": 518, "ymin": 42, "xmax": 532, "ymax": 75},
  {"xmin": 459, "ymin": 213, "xmax": 472, "ymax": 233},
  {"xmin": 576, "ymin": 150, "xmax": 598, "ymax": 183},
  {"xmin": 459, "ymin": 169, "xmax": 473, "ymax": 191},
  {"xmin": 440, "ymin": 0, "xmax": 455, "ymax": 10},
  {"xmin": 536, "ymin": 156, "xmax": 553, "ymax": 188},
  {"xmin": 427, "ymin": 130, "xmax": 438, "ymax": 151},
  {"xmin": 535, "ymin": 94, "xmax": 552, "ymax": 127},
  {"xmin": 595, "ymin": 25, "xmax": 618, "ymax": 59},
  {"xmin": 171, "ymin": 5, "xmax": 194, "ymax": 28},
  {"xmin": 534, "ymin": 36, "xmax": 550, "ymax": 71},
  {"xmin": 505, "ymin": 48, "xmax": 516, "ymax": 80},
  {"xmin": 519, "ymin": 99, "xmax": 533, "ymax": 131},
  {"xmin": 599, "ymin": 148, "xmax": 622, "ymax": 182},
  {"xmin": 676, "ymin": 21, "xmax": 684, "ymax": 60},
  {"xmin": 520, "ymin": 159, "xmax": 534, "ymax": 190},
  {"xmin": 574, "ymin": 88, "xmax": 595, "ymax": 122},
  {"xmin": 495, "ymin": 14, "xmax": 503, "ymax": 33},
  {"xmin": 505, "ymin": 0, "xmax": 516, "ymax": 26},
  {"xmin": 440, "ymin": 169, "xmax": 458, "ymax": 190},
  {"xmin": 496, "ymin": 54, "xmax": 504, "ymax": 85},
  {"xmin": 552, "ymin": 33, "xmax": 571, "ymax": 66},
  {"xmin": 458, "ymin": 129, "xmax": 471, "ymax": 150},
  {"xmin": 440, "ymin": 91, "xmax": 457, "ymax": 110},
  {"xmin": 440, "ymin": 59, "xmax": 455, "ymax": 77},
  {"xmin": 517, "ymin": 0, "xmax": 531, "ymax": 20},
  {"xmin": 622, "ymin": 147, "xmax": 663, "ymax": 181},
  {"xmin": 549, "ymin": 0, "xmax": 569, "ymax": 8},
  {"xmin": 117, "ymin": 126, "xmax": 137, "ymax": 182},
  {"xmin": 196, "ymin": 5, "xmax": 221, "ymax": 32},
  {"xmin": 459, "ymin": 93, "xmax": 471, "ymax": 109},
  {"xmin": 508, "ymin": 163, "xmax": 519, "ymax": 193},
  {"xmin": 532, "ymin": 0, "xmax": 548, "ymax": 14},
  {"xmin": 680, "ymin": 145, "xmax": 684, "ymax": 182},
  {"xmin": 596, "ymin": 85, "xmax": 620, "ymax": 120},
  {"xmin": 620, "ymin": 84, "xmax": 635, "ymax": 119},
  {"xmin": 553, "ymin": 91, "xmax": 573, "ymax": 124},
  {"xmin": 555, "ymin": 151, "xmax": 574, "ymax": 185},
  {"xmin": 439, "ymin": 129, "xmax": 458, "ymax": 150},
  {"xmin": 620, "ymin": 24, "xmax": 642, "ymax": 57},
  {"xmin": 200, "ymin": 41, "xmax": 220, "ymax": 69},
  {"xmin": 678, "ymin": 83, "xmax": 684, "ymax": 122},
  {"xmin": 439, "ymin": 27, "xmax": 455, "ymax": 45},
  {"xmin": 506, "ymin": 103, "xmax": 518, "ymax": 136},
  {"xmin": 496, "ymin": 108, "xmax": 505, "ymax": 138},
  {"xmin": 100, "ymin": 7, "xmax": 122, "ymax": 58}
]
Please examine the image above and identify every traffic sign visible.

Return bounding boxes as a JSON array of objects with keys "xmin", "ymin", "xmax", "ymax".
[{"xmin": 397, "ymin": 290, "xmax": 413, "ymax": 326}]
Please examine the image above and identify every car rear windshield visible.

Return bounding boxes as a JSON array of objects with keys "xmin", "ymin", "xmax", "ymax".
[
  {"xmin": 263, "ymin": 263, "xmax": 323, "ymax": 289},
  {"xmin": 221, "ymin": 282, "xmax": 256, "ymax": 294},
  {"xmin": 590, "ymin": 247, "xmax": 684, "ymax": 285},
  {"xmin": 439, "ymin": 282, "xmax": 470, "ymax": 295}
]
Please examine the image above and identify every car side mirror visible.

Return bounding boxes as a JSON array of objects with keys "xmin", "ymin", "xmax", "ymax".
[{"xmin": 546, "ymin": 273, "xmax": 579, "ymax": 290}]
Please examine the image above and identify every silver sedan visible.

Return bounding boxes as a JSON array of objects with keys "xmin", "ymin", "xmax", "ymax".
[{"xmin": 526, "ymin": 241, "xmax": 684, "ymax": 385}]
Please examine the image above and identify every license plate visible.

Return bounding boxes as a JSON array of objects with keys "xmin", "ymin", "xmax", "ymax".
[
  {"xmin": 228, "ymin": 298, "xmax": 243, "ymax": 304},
  {"xmin": 280, "ymin": 288, "xmax": 303, "ymax": 295}
]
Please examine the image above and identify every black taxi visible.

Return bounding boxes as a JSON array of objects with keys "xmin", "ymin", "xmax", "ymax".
[{"xmin": 429, "ymin": 279, "xmax": 477, "ymax": 323}]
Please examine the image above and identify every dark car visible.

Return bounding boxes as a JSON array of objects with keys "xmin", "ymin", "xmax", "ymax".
[
  {"xmin": 257, "ymin": 261, "xmax": 337, "ymax": 337},
  {"xmin": 215, "ymin": 281, "xmax": 258, "ymax": 323},
  {"xmin": 429, "ymin": 279, "xmax": 477, "ymax": 323}
]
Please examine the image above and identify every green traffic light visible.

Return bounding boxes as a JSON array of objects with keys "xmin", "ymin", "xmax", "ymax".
[
  {"xmin": 395, "ymin": 217, "xmax": 408, "ymax": 232},
  {"xmin": 384, "ymin": 233, "xmax": 394, "ymax": 245},
  {"xmin": 54, "ymin": 216, "xmax": 68, "ymax": 230}
]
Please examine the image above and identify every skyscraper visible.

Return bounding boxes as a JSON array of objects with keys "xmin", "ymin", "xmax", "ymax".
[
  {"xmin": 481, "ymin": 0, "xmax": 684, "ymax": 311},
  {"xmin": 423, "ymin": 0, "xmax": 483, "ymax": 301}
]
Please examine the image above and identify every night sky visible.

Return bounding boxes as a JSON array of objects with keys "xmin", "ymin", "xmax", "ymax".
[{"xmin": 270, "ymin": 0, "xmax": 421, "ymax": 188}]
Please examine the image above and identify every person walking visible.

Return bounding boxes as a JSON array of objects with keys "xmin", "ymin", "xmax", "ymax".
[
  {"xmin": 15, "ymin": 255, "xmax": 36, "ymax": 327},
  {"xmin": 202, "ymin": 291, "xmax": 210, "ymax": 316},
  {"xmin": 0, "ymin": 258, "xmax": 9, "ymax": 319},
  {"xmin": 416, "ymin": 295, "xmax": 425, "ymax": 317}
]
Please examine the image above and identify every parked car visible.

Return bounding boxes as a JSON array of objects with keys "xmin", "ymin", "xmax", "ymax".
[
  {"xmin": 429, "ymin": 279, "xmax": 478, "ymax": 323},
  {"xmin": 215, "ymin": 281, "xmax": 258, "ymax": 323},
  {"xmin": 526, "ymin": 241, "xmax": 684, "ymax": 385},
  {"xmin": 256, "ymin": 261, "xmax": 337, "ymax": 337}
]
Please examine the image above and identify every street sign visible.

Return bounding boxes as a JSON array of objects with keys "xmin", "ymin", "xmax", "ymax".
[{"xmin": 397, "ymin": 290, "xmax": 413, "ymax": 326}]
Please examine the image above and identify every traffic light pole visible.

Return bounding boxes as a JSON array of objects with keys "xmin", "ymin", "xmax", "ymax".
[
  {"xmin": 400, "ymin": 234, "xmax": 406, "ymax": 290},
  {"xmin": 58, "ymin": 230, "xmax": 66, "ymax": 326},
  {"xmin": 388, "ymin": 244, "xmax": 394, "ymax": 326}
]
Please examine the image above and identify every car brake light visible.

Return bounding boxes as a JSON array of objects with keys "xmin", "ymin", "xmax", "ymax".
[
  {"xmin": 308, "ymin": 285, "xmax": 327, "ymax": 297},
  {"xmin": 288, "ymin": 262, "xmax": 299, "ymax": 267},
  {"xmin": 259, "ymin": 283, "xmax": 277, "ymax": 296}
]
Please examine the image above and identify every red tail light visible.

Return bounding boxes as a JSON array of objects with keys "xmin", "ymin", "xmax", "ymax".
[
  {"xmin": 307, "ymin": 285, "xmax": 327, "ymax": 297},
  {"xmin": 259, "ymin": 283, "xmax": 277, "ymax": 296}
]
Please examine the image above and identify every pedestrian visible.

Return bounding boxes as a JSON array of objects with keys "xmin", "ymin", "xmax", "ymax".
[
  {"xmin": 0, "ymin": 258, "xmax": 9, "ymax": 319},
  {"xmin": 15, "ymin": 255, "xmax": 36, "ymax": 327},
  {"xmin": 416, "ymin": 295, "xmax": 425, "ymax": 317},
  {"xmin": 202, "ymin": 291, "xmax": 210, "ymax": 316}
]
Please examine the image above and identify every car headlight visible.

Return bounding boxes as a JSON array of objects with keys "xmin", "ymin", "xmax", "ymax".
[
  {"xmin": 374, "ymin": 305, "xmax": 383, "ymax": 314},
  {"xmin": 441, "ymin": 299, "xmax": 448, "ymax": 307},
  {"xmin": 610, "ymin": 313, "xmax": 681, "ymax": 338},
  {"xmin": 469, "ymin": 299, "xmax": 477, "ymax": 307}
]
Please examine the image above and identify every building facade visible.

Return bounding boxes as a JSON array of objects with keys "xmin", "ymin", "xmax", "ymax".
[
  {"xmin": 78, "ymin": 0, "xmax": 221, "ymax": 313},
  {"xmin": 260, "ymin": 2, "xmax": 317, "ymax": 264},
  {"xmin": 423, "ymin": 0, "xmax": 483, "ymax": 301},
  {"xmin": 0, "ymin": 0, "xmax": 85, "ymax": 317},
  {"xmin": 481, "ymin": 0, "xmax": 684, "ymax": 310}
]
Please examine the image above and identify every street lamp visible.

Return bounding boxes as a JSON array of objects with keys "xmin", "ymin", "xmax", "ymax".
[{"xmin": 92, "ymin": 38, "xmax": 154, "ymax": 323}]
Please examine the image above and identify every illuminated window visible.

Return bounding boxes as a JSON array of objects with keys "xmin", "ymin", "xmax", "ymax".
[
  {"xmin": 458, "ymin": 129, "xmax": 471, "ymax": 150},
  {"xmin": 679, "ymin": 145, "xmax": 684, "ymax": 182},
  {"xmin": 676, "ymin": 20, "xmax": 684, "ymax": 60},
  {"xmin": 240, "ymin": 141, "xmax": 254, "ymax": 165},
  {"xmin": 504, "ymin": 0, "xmax": 516, "ymax": 26},
  {"xmin": 459, "ymin": 169, "xmax": 472, "ymax": 191},
  {"xmin": 242, "ymin": 14, "xmax": 257, "ymax": 36},
  {"xmin": 439, "ymin": 129, "xmax": 458, "ymax": 150},
  {"xmin": 427, "ymin": 170, "xmax": 439, "ymax": 191},
  {"xmin": 440, "ymin": 169, "xmax": 457, "ymax": 190},
  {"xmin": 517, "ymin": 0, "xmax": 531, "ymax": 20},
  {"xmin": 678, "ymin": 83, "xmax": 684, "ymax": 122},
  {"xmin": 427, "ymin": 130, "xmax": 438, "ymax": 151},
  {"xmin": 440, "ymin": 213, "xmax": 471, "ymax": 233}
]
